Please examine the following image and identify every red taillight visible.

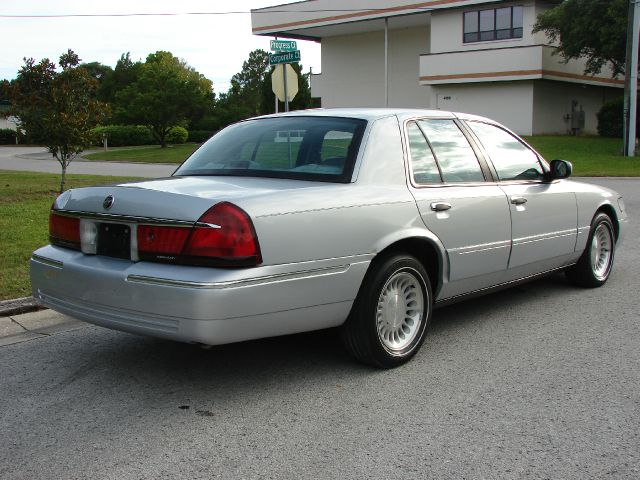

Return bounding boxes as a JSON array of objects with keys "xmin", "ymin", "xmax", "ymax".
[
  {"xmin": 138, "ymin": 225, "xmax": 191, "ymax": 256},
  {"xmin": 184, "ymin": 202, "xmax": 262, "ymax": 263},
  {"xmin": 49, "ymin": 211, "xmax": 80, "ymax": 250},
  {"xmin": 137, "ymin": 202, "xmax": 262, "ymax": 267}
]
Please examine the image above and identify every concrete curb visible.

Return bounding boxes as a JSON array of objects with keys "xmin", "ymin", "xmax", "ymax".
[
  {"xmin": 0, "ymin": 297, "xmax": 42, "ymax": 317},
  {"xmin": 0, "ymin": 309, "xmax": 86, "ymax": 346}
]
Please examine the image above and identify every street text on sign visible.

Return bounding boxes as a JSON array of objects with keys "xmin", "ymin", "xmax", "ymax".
[
  {"xmin": 270, "ymin": 40, "xmax": 297, "ymax": 52},
  {"xmin": 269, "ymin": 50, "xmax": 301, "ymax": 66}
]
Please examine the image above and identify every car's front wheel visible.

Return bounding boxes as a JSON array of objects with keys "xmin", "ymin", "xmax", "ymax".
[
  {"xmin": 566, "ymin": 212, "xmax": 616, "ymax": 288},
  {"xmin": 341, "ymin": 254, "xmax": 432, "ymax": 368}
]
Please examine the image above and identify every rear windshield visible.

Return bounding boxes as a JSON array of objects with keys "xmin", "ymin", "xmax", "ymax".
[{"xmin": 174, "ymin": 116, "xmax": 368, "ymax": 183}]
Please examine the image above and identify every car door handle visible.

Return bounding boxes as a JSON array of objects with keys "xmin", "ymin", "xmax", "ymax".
[
  {"xmin": 510, "ymin": 196, "xmax": 527, "ymax": 205},
  {"xmin": 430, "ymin": 202, "xmax": 452, "ymax": 212}
]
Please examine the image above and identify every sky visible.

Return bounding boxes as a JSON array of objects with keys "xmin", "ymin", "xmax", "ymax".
[{"xmin": 0, "ymin": 0, "xmax": 322, "ymax": 93}]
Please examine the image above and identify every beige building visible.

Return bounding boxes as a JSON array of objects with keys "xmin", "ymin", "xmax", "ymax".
[{"xmin": 251, "ymin": 0, "xmax": 624, "ymax": 135}]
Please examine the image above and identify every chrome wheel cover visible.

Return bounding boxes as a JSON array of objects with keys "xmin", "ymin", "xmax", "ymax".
[
  {"xmin": 376, "ymin": 269, "xmax": 425, "ymax": 353},
  {"xmin": 591, "ymin": 223, "xmax": 613, "ymax": 281}
]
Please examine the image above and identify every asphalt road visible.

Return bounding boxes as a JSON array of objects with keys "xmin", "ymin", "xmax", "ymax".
[
  {"xmin": 0, "ymin": 146, "xmax": 174, "ymax": 177},
  {"xmin": 1, "ymin": 178, "xmax": 638, "ymax": 479}
]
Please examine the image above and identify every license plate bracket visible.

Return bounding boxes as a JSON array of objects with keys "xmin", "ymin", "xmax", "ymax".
[{"xmin": 96, "ymin": 223, "xmax": 131, "ymax": 260}]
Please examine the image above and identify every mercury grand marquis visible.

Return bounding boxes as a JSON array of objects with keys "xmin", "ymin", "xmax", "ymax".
[{"xmin": 30, "ymin": 109, "xmax": 627, "ymax": 367}]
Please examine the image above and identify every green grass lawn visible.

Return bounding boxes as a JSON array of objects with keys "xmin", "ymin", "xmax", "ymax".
[
  {"xmin": 84, "ymin": 144, "xmax": 198, "ymax": 163},
  {"xmin": 0, "ymin": 171, "xmax": 141, "ymax": 300},
  {"xmin": 523, "ymin": 136, "xmax": 639, "ymax": 177}
]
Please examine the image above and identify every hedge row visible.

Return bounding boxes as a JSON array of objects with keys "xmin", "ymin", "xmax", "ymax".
[
  {"xmin": 0, "ymin": 128, "xmax": 17, "ymax": 145},
  {"xmin": 188, "ymin": 130, "xmax": 214, "ymax": 143},
  {"xmin": 597, "ymin": 98, "xmax": 636, "ymax": 138},
  {"xmin": 90, "ymin": 125, "xmax": 214, "ymax": 146},
  {"xmin": 91, "ymin": 125, "xmax": 154, "ymax": 147}
]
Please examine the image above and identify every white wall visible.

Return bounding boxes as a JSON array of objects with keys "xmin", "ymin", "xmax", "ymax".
[
  {"xmin": 431, "ymin": 81, "xmax": 535, "ymax": 135},
  {"xmin": 532, "ymin": 81, "xmax": 623, "ymax": 135},
  {"xmin": 313, "ymin": 26, "xmax": 432, "ymax": 108},
  {"xmin": 0, "ymin": 118, "xmax": 17, "ymax": 131}
]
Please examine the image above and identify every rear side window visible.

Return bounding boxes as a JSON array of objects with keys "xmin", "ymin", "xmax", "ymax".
[
  {"xmin": 407, "ymin": 121, "xmax": 441, "ymax": 184},
  {"xmin": 417, "ymin": 119, "xmax": 485, "ymax": 183},
  {"xmin": 466, "ymin": 121, "xmax": 544, "ymax": 181}
]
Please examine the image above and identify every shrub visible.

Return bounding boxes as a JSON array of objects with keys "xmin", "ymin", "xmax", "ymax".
[
  {"xmin": 597, "ymin": 97, "xmax": 637, "ymax": 138},
  {"xmin": 166, "ymin": 126, "xmax": 188, "ymax": 144},
  {"xmin": 188, "ymin": 130, "xmax": 214, "ymax": 143},
  {"xmin": 0, "ymin": 128, "xmax": 16, "ymax": 145},
  {"xmin": 91, "ymin": 125, "xmax": 153, "ymax": 147}
]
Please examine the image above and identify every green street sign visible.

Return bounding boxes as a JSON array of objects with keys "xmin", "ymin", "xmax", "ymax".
[
  {"xmin": 270, "ymin": 40, "xmax": 297, "ymax": 52},
  {"xmin": 269, "ymin": 50, "xmax": 301, "ymax": 65}
]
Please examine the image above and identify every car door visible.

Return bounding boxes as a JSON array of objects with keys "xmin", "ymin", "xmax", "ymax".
[
  {"xmin": 405, "ymin": 119, "xmax": 512, "ymax": 299},
  {"xmin": 464, "ymin": 120, "xmax": 577, "ymax": 276}
]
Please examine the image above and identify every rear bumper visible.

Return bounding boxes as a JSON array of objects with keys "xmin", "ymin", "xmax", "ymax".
[{"xmin": 31, "ymin": 246, "xmax": 371, "ymax": 345}]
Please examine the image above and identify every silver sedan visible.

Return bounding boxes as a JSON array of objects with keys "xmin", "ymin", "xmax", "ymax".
[{"xmin": 30, "ymin": 109, "xmax": 627, "ymax": 367}]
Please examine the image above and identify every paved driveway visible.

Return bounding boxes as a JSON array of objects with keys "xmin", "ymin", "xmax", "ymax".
[
  {"xmin": 0, "ymin": 178, "xmax": 638, "ymax": 479},
  {"xmin": 0, "ymin": 146, "xmax": 174, "ymax": 177}
]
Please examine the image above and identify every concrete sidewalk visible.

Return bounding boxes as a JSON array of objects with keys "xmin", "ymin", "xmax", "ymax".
[
  {"xmin": 0, "ymin": 309, "xmax": 86, "ymax": 347},
  {"xmin": 0, "ymin": 146, "xmax": 175, "ymax": 177}
]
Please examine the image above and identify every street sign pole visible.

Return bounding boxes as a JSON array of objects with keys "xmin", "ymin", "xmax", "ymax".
[
  {"xmin": 623, "ymin": 0, "xmax": 639, "ymax": 157},
  {"xmin": 274, "ymin": 37, "xmax": 279, "ymax": 113},
  {"xmin": 283, "ymin": 64, "xmax": 289, "ymax": 112}
]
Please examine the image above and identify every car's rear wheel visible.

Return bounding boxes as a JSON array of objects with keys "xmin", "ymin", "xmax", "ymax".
[
  {"xmin": 566, "ymin": 212, "xmax": 615, "ymax": 288},
  {"xmin": 341, "ymin": 254, "xmax": 432, "ymax": 368}
]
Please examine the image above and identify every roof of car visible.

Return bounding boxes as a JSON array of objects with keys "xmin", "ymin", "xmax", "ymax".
[{"xmin": 254, "ymin": 108, "xmax": 496, "ymax": 124}]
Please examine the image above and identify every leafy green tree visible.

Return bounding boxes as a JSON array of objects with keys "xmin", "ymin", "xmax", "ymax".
[
  {"xmin": 99, "ymin": 53, "xmax": 143, "ymax": 106},
  {"xmin": 533, "ymin": 0, "xmax": 628, "ymax": 77},
  {"xmin": 11, "ymin": 50, "xmax": 109, "ymax": 193},
  {"xmin": 0, "ymin": 79, "xmax": 10, "ymax": 104},
  {"xmin": 79, "ymin": 61, "xmax": 114, "ymax": 102},
  {"xmin": 230, "ymin": 49, "xmax": 270, "ymax": 116},
  {"xmin": 114, "ymin": 51, "xmax": 214, "ymax": 147}
]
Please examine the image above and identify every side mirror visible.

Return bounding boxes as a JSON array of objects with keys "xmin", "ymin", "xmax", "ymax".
[{"xmin": 547, "ymin": 159, "xmax": 573, "ymax": 181}]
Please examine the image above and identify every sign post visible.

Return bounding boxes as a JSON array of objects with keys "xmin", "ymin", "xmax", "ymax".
[{"xmin": 269, "ymin": 39, "xmax": 301, "ymax": 112}]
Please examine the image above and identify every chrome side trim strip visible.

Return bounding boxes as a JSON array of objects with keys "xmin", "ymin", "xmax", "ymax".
[
  {"xmin": 450, "ymin": 239, "xmax": 511, "ymax": 255},
  {"xmin": 126, "ymin": 264, "xmax": 351, "ymax": 290},
  {"xmin": 31, "ymin": 254, "xmax": 64, "ymax": 269},
  {"xmin": 513, "ymin": 229, "xmax": 576, "ymax": 246}
]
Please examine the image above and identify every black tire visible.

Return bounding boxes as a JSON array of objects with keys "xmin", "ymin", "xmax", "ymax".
[
  {"xmin": 340, "ymin": 253, "xmax": 432, "ymax": 368},
  {"xmin": 565, "ymin": 212, "xmax": 615, "ymax": 288}
]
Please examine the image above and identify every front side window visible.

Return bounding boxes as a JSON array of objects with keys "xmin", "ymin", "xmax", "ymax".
[
  {"xmin": 417, "ymin": 119, "xmax": 485, "ymax": 183},
  {"xmin": 175, "ymin": 117, "xmax": 367, "ymax": 183},
  {"xmin": 466, "ymin": 121, "xmax": 544, "ymax": 181},
  {"xmin": 464, "ymin": 6, "xmax": 523, "ymax": 43}
]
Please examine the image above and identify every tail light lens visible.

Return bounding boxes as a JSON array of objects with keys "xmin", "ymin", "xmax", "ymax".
[
  {"xmin": 138, "ymin": 202, "xmax": 262, "ymax": 267},
  {"xmin": 49, "ymin": 211, "xmax": 81, "ymax": 250}
]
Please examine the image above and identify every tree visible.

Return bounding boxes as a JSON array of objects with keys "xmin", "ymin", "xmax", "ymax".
[
  {"xmin": 99, "ymin": 53, "xmax": 143, "ymax": 106},
  {"xmin": 230, "ymin": 49, "xmax": 270, "ymax": 116},
  {"xmin": 11, "ymin": 49, "xmax": 109, "ymax": 193},
  {"xmin": 114, "ymin": 51, "xmax": 214, "ymax": 147},
  {"xmin": 79, "ymin": 61, "xmax": 114, "ymax": 102},
  {"xmin": 0, "ymin": 79, "xmax": 10, "ymax": 104},
  {"xmin": 533, "ymin": 0, "xmax": 628, "ymax": 77}
]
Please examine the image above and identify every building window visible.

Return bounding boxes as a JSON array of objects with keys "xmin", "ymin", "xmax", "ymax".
[{"xmin": 463, "ymin": 6, "xmax": 523, "ymax": 43}]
